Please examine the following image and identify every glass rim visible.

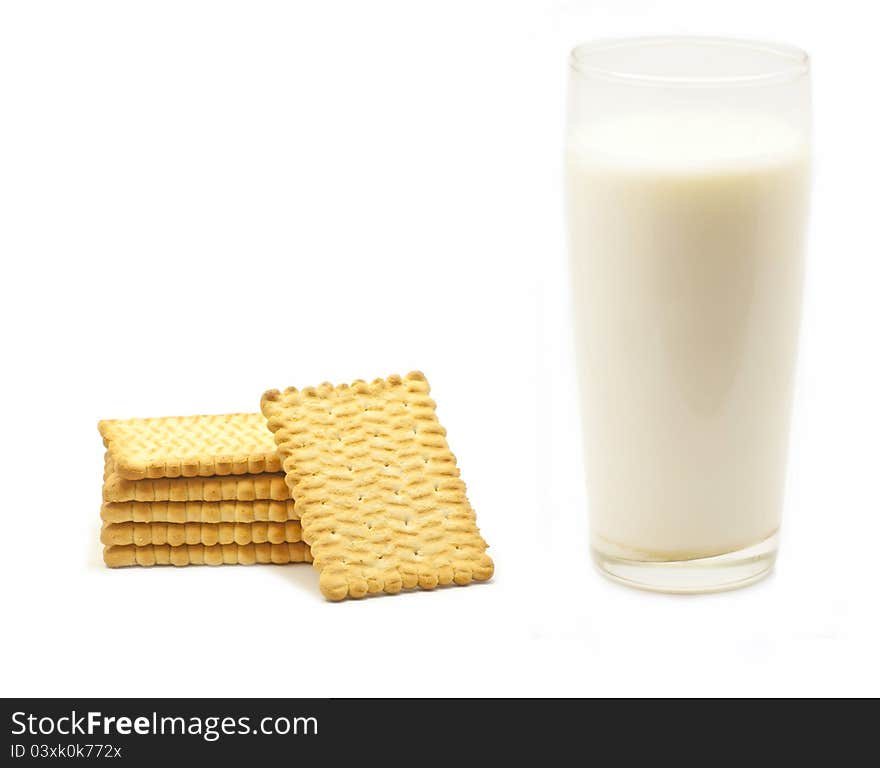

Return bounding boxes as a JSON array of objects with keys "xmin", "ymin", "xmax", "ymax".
[{"xmin": 569, "ymin": 36, "xmax": 810, "ymax": 86}]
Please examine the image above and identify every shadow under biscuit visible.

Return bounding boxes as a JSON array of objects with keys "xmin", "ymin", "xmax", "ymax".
[{"xmin": 270, "ymin": 561, "xmax": 324, "ymax": 598}]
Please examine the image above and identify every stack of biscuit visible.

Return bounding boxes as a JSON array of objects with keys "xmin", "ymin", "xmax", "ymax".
[
  {"xmin": 98, "ymin": 371, "xmax": 494, "ymax": 601},
  {"xmin": 99, "ymin": 413, "xmax": 311, "ymax": 567}
]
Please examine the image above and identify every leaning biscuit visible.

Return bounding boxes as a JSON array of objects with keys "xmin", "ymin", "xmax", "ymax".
[
  {"xmin": 103, "ymin": 541, "xmax": 312, "ymax": 567},
  {"xmin": 101, "ymin": 520, "xmax": 303, "ymax": 547},
  {"xmin": 261, "ymin": 371, "xmax": 493, "ymax": 601},
  {"xmin": 98, "ymin": 412, "xmax": 281, "ymax": 480}
]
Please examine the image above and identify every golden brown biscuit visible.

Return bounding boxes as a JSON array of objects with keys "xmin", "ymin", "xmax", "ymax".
[
  {"xmin": 101, "ymin": 500, "xmax": 297, "ymax": 524},
  {"xmin": 98, "ymin": 412, "xmax": 280, "ymax": 480},
  {"xmin": 103, "ymin": 541, "xmax": 312, "ymax": 567},
  {"xmin": 101, "ymin": 520, "xmax": 303, "ymax": 547},
  {"xmin": 103, "ymin": 470, "xmax": 290, "ymax": 503},
  {"xmin": 261, "ymin": 371, "xmax": 493, "ymax": 601}
]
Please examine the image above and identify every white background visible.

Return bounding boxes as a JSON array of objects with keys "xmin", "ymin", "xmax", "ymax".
[{"xmin": 1, "ymin": 1, "xmax": 877, "ymax": 697}]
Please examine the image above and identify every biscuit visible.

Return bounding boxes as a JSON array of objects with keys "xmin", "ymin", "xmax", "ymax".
[
  {"xmin": 261, "ymin": 371, "xmax": 493, "ymax": 601},
  {"xmin": 103, "ymin": 453, "xmax": 114, "ymax": 483},
  {"xmin": 101, "ymin": 500, "xmax": 297, "ymax": 524},
  {"xmin": 103, "ymin": 470, "xmax": 290, "ymax": 503},
  {"xmin": 104, "ymin": 541, "xmax": 312, "ymax": 568},
  {"xmin": 101, "ymin": 520, "xmax": 303, "ymax": 547},
  {"xmin": 98, "ymin": 413, "xmax": 280, "ymax": 480}
]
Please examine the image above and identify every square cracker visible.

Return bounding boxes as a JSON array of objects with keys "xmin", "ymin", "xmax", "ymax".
[
  {"xmin": 102, "ymin": 462, "xmax": 290, "ymax": 503},
  {"xmin": 100, "ymin": 520, "xmax": 303, "ymax": 547},
  {"xmin": 98, "ymin": 412, "xmax": 281, "ymax": 480},
  {"xmin": 100, "ymin": 500, "xmax": 297, "ymax": 524},
  {"xmin": 103, "ymin": 542, "xmax": 311, "ymax": 568},
  {"xmin": 261, "ymin": 371, "xmax": 493, "ymax": 601}
]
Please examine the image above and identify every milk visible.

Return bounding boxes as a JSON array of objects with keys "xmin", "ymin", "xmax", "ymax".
[{"xmin": 566, "ymin": 113, "xmax": 810, "ymax": 559}]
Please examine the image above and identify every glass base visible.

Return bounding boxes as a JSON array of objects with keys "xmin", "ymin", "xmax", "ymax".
[{"xmin": 592, "ymin": 531, "xmax": 778, "ymax": 594}]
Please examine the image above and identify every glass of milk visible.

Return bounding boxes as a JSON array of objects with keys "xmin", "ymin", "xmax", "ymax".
[{"xmin": 566, "ymin": 37, "xmax": 811, "ymax": 593}]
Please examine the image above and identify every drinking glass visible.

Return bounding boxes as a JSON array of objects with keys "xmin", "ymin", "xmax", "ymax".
[{"xmin": 566, "ymin": 37, "xmax": 811, "ymax": 592}]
